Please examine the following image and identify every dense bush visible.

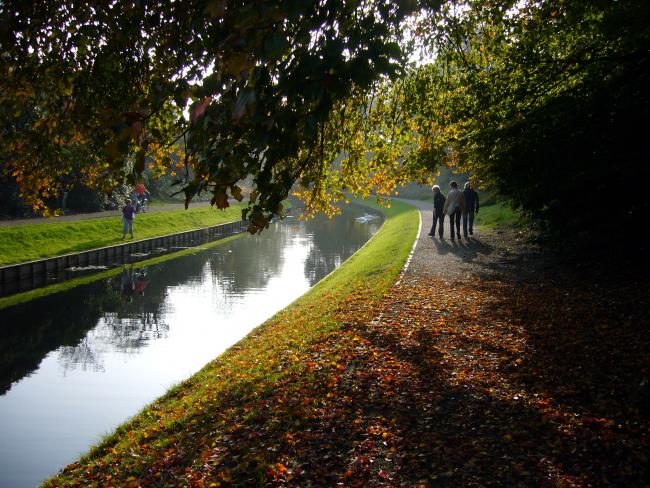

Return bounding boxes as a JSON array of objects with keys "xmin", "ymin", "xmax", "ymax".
[
  {"xmin": 64, "ymin": 184, "xmax": 131, "ymax": 213},
  {"xmin": 0, "ymin": 175, "xmax": 32, "ymax": 218}
]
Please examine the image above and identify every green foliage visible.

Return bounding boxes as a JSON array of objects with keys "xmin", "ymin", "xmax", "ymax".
[
  {"xmin": 0, "ymin": 0, "xmax": 433, "ymax": 229},
  {"xmin": 396, "ymin": 167, "xmax": 471, "ymax": 201},
  {"xmin": 0, "ymin": 173, "xmax": 31, "ymax": 218},
  {"xmin": 475, "ymin": 201, "xmax": 521, "ymax": 230},
  {"xmin": 4, "ymin": 0, "xmax": 646, "ymax": 241},
  {"xmin": 402, "ymin": 0, "xmax": 650, "ymax": 239},
  {"xmin": 62, "ymin": 183, "xmax": 132, "ymax": 213}
]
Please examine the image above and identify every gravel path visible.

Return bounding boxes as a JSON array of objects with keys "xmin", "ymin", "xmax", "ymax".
[{"xmin": 400, "ymin": 198, "xmax": 537, "ymax": 282}]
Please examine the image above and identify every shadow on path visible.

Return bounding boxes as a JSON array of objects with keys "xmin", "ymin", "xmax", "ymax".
[{"xmin": 431, "ymin": 236, "xmax": 494, "ymax": 264}]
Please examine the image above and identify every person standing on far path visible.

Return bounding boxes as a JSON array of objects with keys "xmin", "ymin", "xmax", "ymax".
[
  {"xmin": 462, "ymin": 181, "xmax": 480, "ymax": 237},
  {"xmin": 443, "ymin": 180, "xmax": 466, "ymax": 240},
  {"xmin": 122, "ymin": 199, "xmax": 135, "ymax": 239},
  {"xmin": 428, "ymin": 185, "xmax": 446, "ymax": 238}
]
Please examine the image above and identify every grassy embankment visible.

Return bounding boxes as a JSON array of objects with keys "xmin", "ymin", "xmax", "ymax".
[
  {"xmin": 44, "ymin": 199, "xmax": 419, "ymax": 487},
  {"xmin": 0, "ymin": 204, "xmax": 246, "ymax": 267},
  {"xmin": 475, "ymin": 200, "xmax": 521, "ymax": 230}
]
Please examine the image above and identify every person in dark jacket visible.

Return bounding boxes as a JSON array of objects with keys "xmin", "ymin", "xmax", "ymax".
[
  {"xmin": 121, "ymin": 199, "xmax": 135, "ymax": 239},
  {"xmin": 428, "ymin": 185, "xmax": 446, "ymax": 238},
  {"xmin": 462, "ymin": 181, "xmax": 480, "ymax": 237}
]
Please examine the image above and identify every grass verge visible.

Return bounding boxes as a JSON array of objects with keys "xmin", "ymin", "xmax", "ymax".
[
  {"xmin": 43, "ymin": 198, "xmax": 419, "ymax": 487},
  {"xmin": 475, "ymin": 200, "xmax": 521, "ymax": 230},
  {"xmin": 0, "ymin": 204, "xmax": 246, "ymax": 266}
]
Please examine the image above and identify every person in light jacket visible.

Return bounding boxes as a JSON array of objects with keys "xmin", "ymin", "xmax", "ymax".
[
  {"xmin": 462, "ymin": 181, "xmax": 480, "ymax": 237},
  {"xmin": 428, "ymin": 185, "xmax": 446, "ymax": 238},
  {"xmin": 443, "ymin": 181, "xmax": 466, "ymax": 240}
]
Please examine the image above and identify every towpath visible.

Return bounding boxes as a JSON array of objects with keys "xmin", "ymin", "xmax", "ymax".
[
  {"xmin": 335, "ymin": 198, "xmax": 649, "ymax": 485},
  {"xmin": 224, "ymin": 198, "xmax": 646, "ymax": 486},
  {"xmin": 398, "ymin": 198, "xmax": 531, "ymax": 281}
]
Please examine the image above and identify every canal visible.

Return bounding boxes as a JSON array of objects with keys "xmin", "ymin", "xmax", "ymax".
[{"xmin": 0, "ymin": 205, "xmax": 382, "ymax": 487}]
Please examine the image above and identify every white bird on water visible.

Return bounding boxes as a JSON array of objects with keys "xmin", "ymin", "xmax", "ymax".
[{"xmin": 355, "ymin": 213, "xmax": 379, "ymax": 223}]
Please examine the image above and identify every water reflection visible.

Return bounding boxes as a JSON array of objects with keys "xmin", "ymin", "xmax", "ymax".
[
  {"xmin": 0, "ymin": 204, "xmax": 381, "ymax": 488},
  {"xmin": 304, "ymin": 214, "xmax": 379, "ymax": 284},
  {"xmin": 207, "ymin": 221, "xmax": 290, "ymax": 295},
  {"xmin": 0, "ymin": 281, "xmax": 114, "ymax": 395}
]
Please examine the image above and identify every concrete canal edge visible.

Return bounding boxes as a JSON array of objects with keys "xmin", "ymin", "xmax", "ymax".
[{"xmin": 0, "ymin": 219, "xmax": 249, "ymax": 297}]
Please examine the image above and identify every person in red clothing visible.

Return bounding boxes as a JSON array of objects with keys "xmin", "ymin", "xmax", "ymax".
[
  {"xmin": 134, "ymin": 272, "xmax": 148, "ymax": 296},
  {"xmin": 133, "ymin": 183, "xmax": 149, "ymax": 213}
]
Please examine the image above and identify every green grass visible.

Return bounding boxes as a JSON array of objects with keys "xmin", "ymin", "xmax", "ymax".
[
  {"xmin": 475, "ymin": 201, "xmax": 521, "ymax": 229},
  {"xmin": 145, "ymin": 198, "xmax": 182, "ymax": 207},
  {"xmin": 44, "ymin": 198, "xmax": 420, "ymax": 487},
  {"xmin": 0, "ymin": 204, "xmax": 246, "ymax": 266}
]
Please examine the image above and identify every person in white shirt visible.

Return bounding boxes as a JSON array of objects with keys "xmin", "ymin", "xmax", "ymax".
[{"xmin": 443, "ymin": 181, "xmax": 466, "ymax": 240}]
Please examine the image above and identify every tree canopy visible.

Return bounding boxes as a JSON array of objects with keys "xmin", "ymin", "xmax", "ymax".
[
  {"xmin": 0, "ymin": 0, "xmax": 433, "ymax": 229},
  {"xmin": 401, "ymin": 0, "xmax": 650, "ymax": 237},
  {"xmin": 2, "ymin": 0, "xmax": 648, "ymax": 238}
]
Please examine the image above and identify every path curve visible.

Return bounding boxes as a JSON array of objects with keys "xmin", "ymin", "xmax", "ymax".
[{"xmin": 399, "ymin": 198, "xmax": 523, "ymax": 281}]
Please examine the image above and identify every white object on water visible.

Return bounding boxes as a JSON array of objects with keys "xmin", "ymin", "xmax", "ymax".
[
  {"xmin": 65, "ymin": 265, "xmax": 109, "ymax": 272},
  {"xmin": 355, "ymin": 213, "xmax": 379, "ymax": 223}
]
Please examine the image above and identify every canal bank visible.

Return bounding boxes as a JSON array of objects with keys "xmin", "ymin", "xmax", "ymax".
[
  {"xmin": 0, "ymin": 203, "xmax": 246, "ymax": 267},
  {"xmin": 0, "ymin": 230, "xmax": 247, "ymax": 311},
  {"xmin": 0, "ymin": 201, "xmax": 397, "ymax": 487},
  {"xmin": 40, "ymin": 200, "xmax": 418, "ymax": 487},
  {"xmin": 0, "ymin": 203, "xmax": 291, "ymax": 309},
  {"xmin": 0, "ymin": 219, "xmax": 249, "ymax": 297}
]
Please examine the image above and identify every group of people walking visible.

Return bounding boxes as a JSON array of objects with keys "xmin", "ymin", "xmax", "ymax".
[{"xmin": 429, "ymin": 180, "xmax": 479, "ymax": 240}]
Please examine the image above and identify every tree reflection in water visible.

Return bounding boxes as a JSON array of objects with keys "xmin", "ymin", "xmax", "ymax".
[
  {"xmin": 304, "ymin": 206, "xmax": 383, "ymax": 285},
  {"xmin": 207, "ymin": 220, "xmax": 290, "ymax": 297},
  {"xmin": 0, "ymin": 205, "xmax": 381, "ymax": 394},
  {"xmin": 57, "ymin": 312, "xmax": 169, "ymax": 375},
  {"xmin": 51, "ymin": 268, "xmax": 171, "ymax": 375}
]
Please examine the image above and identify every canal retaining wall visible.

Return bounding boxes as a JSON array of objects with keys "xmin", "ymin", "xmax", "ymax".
[{"xmin": 0, "ymin": 219, "xmax": 249, "ymax": 297}]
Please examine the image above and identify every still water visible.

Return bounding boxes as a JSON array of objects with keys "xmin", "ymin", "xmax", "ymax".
[{"xmin": 0, "ymin": 205, "xmax": 382, "ymax": 488}]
